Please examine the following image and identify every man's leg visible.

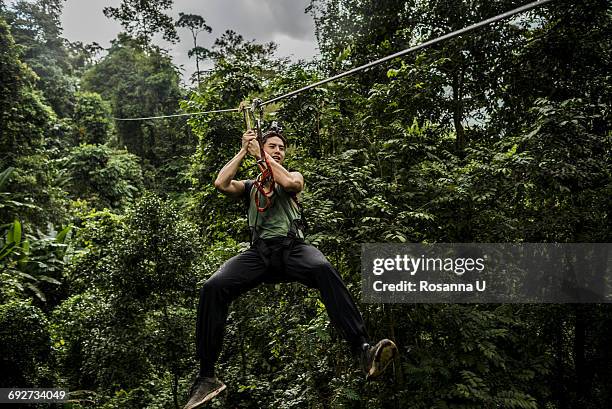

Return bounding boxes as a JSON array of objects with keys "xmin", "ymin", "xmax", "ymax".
[
  {"xmin": 196, "ymin": 248, "xmax": 267, "ymax": 378},
  {"xmin": 283, "ymin": 242, "xmax": 369, "ymax": 352},
  {"xmin": 186, "ymin": 248, "xmax": 268, "ymax": 409},
  {"xmin": 283, "ymin": 241, "xmax": 398, "ymax": 379}
]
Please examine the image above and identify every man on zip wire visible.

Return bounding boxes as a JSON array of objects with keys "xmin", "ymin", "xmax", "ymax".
[{"xmin": 184, "ymin": 124, "xmax": 399, "ymax": 408}]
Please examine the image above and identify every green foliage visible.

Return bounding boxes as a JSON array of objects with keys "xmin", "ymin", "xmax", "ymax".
[
  {"xmin": 2, "ymin": 0, "xmax": 78, "ymax": 118},
  {"xmin": 390, "ymin": 304, "xmax": 550, "ymax": 408},
  {"xmin": 72, "ymin": 92, "xmax": 113, "ymax": 145},
  {"xmin": 1, "ymin": 153, "xmax": 68, "ymax": 227},
  {"xmin": 0, "ymin": 16, "xmax": 55, "ymax": 161},
  {"xmin": 82, "ymin": 33, "xmax": 194, "ymax": 192},
  {"xmin": 56, "ymin": 193, "xmax": 201, "ymax": 405},
  {"xmin": 0, "ymin": 1, "xmax": 610, "ymax": 408},
  {"xmin": 0, "ymin": 167, "xmax": 38, "ymax": 222},
  {"xmin": 62, "ymin": 144, "xmax": 144, "ymax": 210},
  {"xmin": 0, "ymin": 300, "xmax": 52, "ymax": 386},
  {"xmin": 0, "ymin": 219, "xmax": 23, "ymax": 263},
  {"xmin": 0, "ymin": 217, "xmax": 72, "ymax": 306},
  {"xmin": 175, "ymin": 12, "xmax": 212, "ymax": 85},
  {"xmin": 494, "ymin": 97, "xmax": 611, "ymax": 242},
  {"xmin": 0, "ymin": 16, "xmax": 67, "ymax": 227},
  {"xmin": 103, "ymin": 0, "xmax": 179, "ymax": 47},
  {"xmin": 1, "ymin": 167, "xmax": 72, "ymax": 308},
  {"xmin": 63, "ymin": 208, "xmax": 124, "ymax": 294},
  {"xmin": 106, "ymin": 192, "xmax": 200, "ymax": 308}
]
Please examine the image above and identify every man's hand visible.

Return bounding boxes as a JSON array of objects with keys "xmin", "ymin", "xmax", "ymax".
[{"xmin": 241, "ymin": 130, "xmax": 261, "ymax": 159}]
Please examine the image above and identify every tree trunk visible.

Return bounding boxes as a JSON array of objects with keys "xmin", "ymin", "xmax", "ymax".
[
  {"xmin": 193, "ymin": 32, "xmax": 201, "ymax": 87},
  {"xmin": 574, "ymin": 305, "xmax": 587, "ymax": 404},
  {"xmin": 452, "ymin": 68, "xmax": 466, "ymax": 156},
  {"xmin": 173, "ymin": 373, "xmax": 179, "ymax": 409}
]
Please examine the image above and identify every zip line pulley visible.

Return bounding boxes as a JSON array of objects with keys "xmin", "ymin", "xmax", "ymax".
[{"xmin": 240, "ymin": 99, "xmax": 275, "ymax": 212}]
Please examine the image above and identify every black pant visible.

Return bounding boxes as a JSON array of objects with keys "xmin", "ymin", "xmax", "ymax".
[{"xmin": 196, "ymin": 239, "xmax": 369, "ymax": 372}]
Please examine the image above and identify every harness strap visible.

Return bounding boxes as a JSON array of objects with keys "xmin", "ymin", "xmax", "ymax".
[
  {"xmin": 289, "ymin": 194, "xmax": 308, "ymax": 232},
  {"xmin": 244, "ymin": 183, "xmax": 307, "ymax": 272}
]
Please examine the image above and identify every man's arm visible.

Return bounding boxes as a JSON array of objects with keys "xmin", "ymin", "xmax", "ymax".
[
  {"xmin": 262, "ymin": 152, "xmax": 304, "ymax": 193},
  {"xmin": 213, "ymin": 130, "xmax": 256, "ymax": 198}
]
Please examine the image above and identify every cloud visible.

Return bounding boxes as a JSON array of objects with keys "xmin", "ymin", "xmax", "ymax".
[
  {"xmin": 222, "ymin": 0, "xmax": 314, "ymax": 40},
  {"xmin": 60, "ymin": 0, "xmax": 319, "ymax": 83}
]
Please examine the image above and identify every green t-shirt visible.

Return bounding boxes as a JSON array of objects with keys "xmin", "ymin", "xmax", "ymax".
[{"xmin": 245, "ymin": 180, "xmax": 304, "ymax": 240}]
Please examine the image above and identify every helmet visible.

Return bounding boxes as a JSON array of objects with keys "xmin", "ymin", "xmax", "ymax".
[
  {"xmin": 263, "ymin": 121, "xmax": 287, "ymax": 145},
  {"xmin": 265, "ymin": 121, "xmax": 283, "ymax": 135}
]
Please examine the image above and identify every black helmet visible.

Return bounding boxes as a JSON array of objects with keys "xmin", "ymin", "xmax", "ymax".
[{"xmin": 263, "ymin": 121, "xmax": 287, "ymax": 145}]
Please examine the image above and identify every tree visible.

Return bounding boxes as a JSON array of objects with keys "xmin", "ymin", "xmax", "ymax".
[
  {"xmin": 81, "ymin": 34, "xmax": 185, "ymax": 165},
  {"xmin": 71, "ymin": 92, "xmax": 113, "ymax": 145},
  {"xmin": 3, "ymin": 0, "xmax": 63, "ymax": 45},
  {"xmin": 0, "ymin": 16, "xmax": 66, "ymax": 227},
  {"xmin": 65, "ymin": 41, "xmax": 104, "ymax": 76},
  {"xmin": 2, "ymin": 0, "xmax": 78, "ymax": 117},
  {"xmin": 0, "ymin": 300, "xmax": 52, "ymax": 387},
  {"xmin": 103, "ymin": 0, "xmax": 179, "ymax": 48},
  {"xmin": 0, "ymin": 16, "xmax": 51, "ymax": 161},
  {"xmin": 62, "ymin": 144, "xmax": 144, "ymax": 210},
  {"xmin": 176, "ymin": 12, "xmax": 212, "ymax": 86},
  {"xmin": 54, "ymin": 194, "xmax": 201, "ymax": 406}
]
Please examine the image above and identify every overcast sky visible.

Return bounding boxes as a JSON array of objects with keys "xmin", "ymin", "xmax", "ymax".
[{"xmin": 59, "ymin": 0, "xmax": 320, "ymax": 83}]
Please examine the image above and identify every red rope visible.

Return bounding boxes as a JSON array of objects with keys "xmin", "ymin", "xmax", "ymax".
[{"xmin": 253, "ymin": 142, "xmax": 275, "ymax": 212}]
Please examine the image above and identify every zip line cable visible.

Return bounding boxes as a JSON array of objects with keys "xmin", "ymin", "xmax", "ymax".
[
  {"xmin": 112, "ymin": 107, "xmax": 239, "ymax": 121},
  {"xmin": 112, "ymin": 0, "xmax": 553, "ymax": 121},
  {"xmin": 262, "ymin": 0, "xmax": 553, "ymax": 107}
]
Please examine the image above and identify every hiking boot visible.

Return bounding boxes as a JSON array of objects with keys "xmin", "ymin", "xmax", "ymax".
[
  {"xmin": 183, "ymin": 376, "xmax": 226, "ymax": 409},
  {"xmin": 361, "ymin": 339, "xmax": 399, "ymax": 380}
]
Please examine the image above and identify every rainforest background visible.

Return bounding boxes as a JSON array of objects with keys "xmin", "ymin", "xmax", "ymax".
[{"xmin": 0, "ymin": 0, "xmax": 610, "ymax": 408}]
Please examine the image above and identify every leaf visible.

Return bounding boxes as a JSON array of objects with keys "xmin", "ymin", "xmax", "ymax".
[
  {"xmin": 13, "ymin": 220, "xmax": 21, "ymax": 245},
  {"xmin": 25, "ymin": 283, "xmax": 46, "ymax": 302},
  {"xmin": 0, "ymin": 167, "xmax": 15, "ymax": 190},
  {"xmin": 38, "ymin": 275, "xmax": 62, "ymax": 285},
  {"xmin": 17, "ymin": 271, "xmax": 37, "ymax": 281},
  {"xmin": 55, "ymin": 225, "xmax": 72, "ymax": 244},
  {"xmin": 0, "ymin": 242, "xmax": 16, "ymax": 260}
]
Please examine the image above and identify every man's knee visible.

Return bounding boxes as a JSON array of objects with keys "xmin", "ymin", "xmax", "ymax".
[
  {"xmin": 295, "ymin": 245, "xmax": 333, "ymax": 273},
  {"xmin": 315, "ymin": 258, "xmax": 334, "ymax": 271},
  {"xmin": 308, "ymin": 255, "xmax": 336, "ymax": 277},
  {"xmin": 200, "ymin": 276, "xmax": 224, "ymax": 297}
]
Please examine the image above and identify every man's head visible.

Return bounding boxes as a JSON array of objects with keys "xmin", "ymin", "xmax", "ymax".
[{"xmin": 262, "ymin": 123, "xmax": 287, "ymax": 164}]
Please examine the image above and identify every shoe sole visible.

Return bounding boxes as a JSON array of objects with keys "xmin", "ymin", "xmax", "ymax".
[
  {"xmin": 188, "ymin": 383, "xmax": 226, "ymax": 409},
  {"xmin": 367, "ymin": 340, "xmax": 399, "ymax": 380}
]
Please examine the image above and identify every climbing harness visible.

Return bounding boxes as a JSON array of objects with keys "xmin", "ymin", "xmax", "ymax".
[
  {"xmin": 239, "ymin": 97, "xmax": 309, "ymax": 255},
  {"xmin": 243, "ymin": 178, "xmax": 306, "ymax": 268}
]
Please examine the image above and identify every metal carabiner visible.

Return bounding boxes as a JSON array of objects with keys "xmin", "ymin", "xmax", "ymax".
[{"xmin": 239, "ymin": 101, "xmax": 253, "ymax": 130}]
